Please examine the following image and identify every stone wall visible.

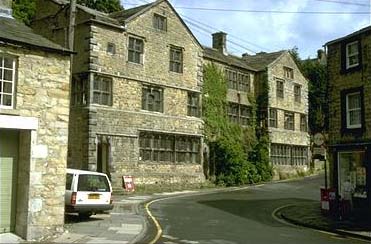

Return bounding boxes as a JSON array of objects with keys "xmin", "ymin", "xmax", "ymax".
[
  {"xmin": 327, "ymin": 34, "xmax": 371, "ymax": 144},
  {"xmin": 267, "ymin": 52, "xmax": 310, "ymax": 146},
  {"xmin": 65, "ymin": 1, "xmax": 205, "ymax": 188},
  {"xmin": 0, "ymin": 46, "xmax": 70, "ymax": 240}
]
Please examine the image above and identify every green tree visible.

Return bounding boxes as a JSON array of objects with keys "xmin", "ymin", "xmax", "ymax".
[
  {"xmin": 203, "ymin": 63, "xmax": 270, "ymax": 186},
  {"xmin": 12, "ymin": 0, "xmax": 123, "ymax": 26},
  {"xmin": 77, "ymin": 0, "xmax": 123, "ymax": 13},
  {"xmin": 302, "ymin": 59, "xmax": 328, "ymax": 133},
  {"xmin": 12, "ymin": 0, "xmax": 36, "ymax": 26}
]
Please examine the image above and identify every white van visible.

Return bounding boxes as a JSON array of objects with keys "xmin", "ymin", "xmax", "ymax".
[{"xmin": 65, "ymin": 168, "xmax": 113, "ymax": 218}]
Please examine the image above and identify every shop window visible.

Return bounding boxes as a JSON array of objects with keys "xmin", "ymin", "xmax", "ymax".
[{"xmin": 338, "ymin": 151, "xmax": 367, "ymax": 200}]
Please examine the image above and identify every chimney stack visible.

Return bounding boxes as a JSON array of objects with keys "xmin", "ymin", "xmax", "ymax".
[
  {"xmin": 0, "ymin": 0, "xmax": 12, "ymax": 18},
  {"xmin": 212, "ymin": 32, "xmax": 227, "ymax": 55}
]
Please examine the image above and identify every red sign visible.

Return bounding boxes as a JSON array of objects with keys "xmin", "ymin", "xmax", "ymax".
[{"xmin": 122, "ymin": 175, "xmax": 135, "ymax": 192}]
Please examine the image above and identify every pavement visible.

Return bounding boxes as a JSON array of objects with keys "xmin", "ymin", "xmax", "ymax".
[
  {"xmin": 0, "ymin": 194, "xmax": 154, "ymax": 244},
  {"xmin": 277, "ymin": 201, "xmax": 371, "ymax": 241}
]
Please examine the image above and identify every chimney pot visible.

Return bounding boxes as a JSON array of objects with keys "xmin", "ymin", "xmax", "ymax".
[{"xmin": 0, "ymin": 0, "xmax": 13, "ymax": 18}]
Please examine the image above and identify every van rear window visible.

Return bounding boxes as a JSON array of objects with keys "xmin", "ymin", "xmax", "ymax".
[
  {"xmin": 77, "ymin": 175, "xmax": 110, "ymax": 192},
  {"xmin": 66, "ymin": 173, "xmax": 73, "ymax": 190}
]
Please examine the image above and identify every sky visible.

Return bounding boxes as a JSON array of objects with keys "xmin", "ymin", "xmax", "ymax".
[{"xmin": 121, "ymin": 0, "xmax": 371, "ymax": 59}]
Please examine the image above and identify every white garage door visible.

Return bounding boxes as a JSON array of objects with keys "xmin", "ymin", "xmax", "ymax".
[{"xmin": 0, "ymin": 129, "xmax": 18, "ymax": 233}]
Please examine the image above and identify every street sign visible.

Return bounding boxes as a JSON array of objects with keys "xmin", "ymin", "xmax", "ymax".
[
  {"xmin": 313, "ymin": 133, "xmax": 325, "ymax": 146},
  {"xmin": 122, "ymin": 175, "xmax": 135, "ymax": 192},
  {"xmin": 313, "ymin": 147, "xmax": 326, "ymax": 156}
]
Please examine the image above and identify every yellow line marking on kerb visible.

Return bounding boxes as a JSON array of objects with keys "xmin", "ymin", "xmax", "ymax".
[{"xmin": 145, "ymin": 199, "xmax": 163, "ymax": 244}]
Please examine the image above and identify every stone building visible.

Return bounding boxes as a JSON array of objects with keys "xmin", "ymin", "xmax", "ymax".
[
  {"xmin": 32, "ymin": 0, "xmax": 204, "ymax": 190},
  {"xmin": 243, "ymin": 50, "xmax": 310, "ymax": 178},
  {"xmin": 0, "ymin": 0, "xmax": 71, "ymax": 240},
  {"xmin": 325, "ymin": 26, "xmax": 371, "ymax": 215},
  {"xmin": 202, "ymin": 32, "xmax": 256, "ymax": 177}
]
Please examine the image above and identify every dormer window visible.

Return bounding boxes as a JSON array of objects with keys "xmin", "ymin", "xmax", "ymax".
[
  {"xmin": 153, "ymin": 14, "xmax": 167, "ymax": 31},
  {"xmin": 346, "ymin": 41, "xmax": 359, "ymax": 69}
]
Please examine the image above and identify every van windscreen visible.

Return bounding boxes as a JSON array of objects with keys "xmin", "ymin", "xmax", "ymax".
[{"xmin": 77, "ymin": 174, "xmax": 110, "ymax": 192}]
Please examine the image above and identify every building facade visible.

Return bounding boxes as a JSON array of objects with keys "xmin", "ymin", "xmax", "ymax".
[
  {"xmin": 0, "ymin": 0, "xmax": 71, "ymax": 240},
  {"xmin": 325, "ymin": 26, "xmax": 371, "ymax": 214},
  {"xmin": 243, "ymin": 51, "xmax": 310, "ymax": 178},
  {"xmin": 33, "ymin": 0, "xmax": 205, "ymax": 190}
]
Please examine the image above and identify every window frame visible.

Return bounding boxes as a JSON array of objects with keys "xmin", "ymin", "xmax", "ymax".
[
  {"xmin": 153, "ymin": 13, "xmax": 167, "ymax": 31},
  {"xmin": 0, "ymin": 55, "xmax": 16, "ymax": 109},
  {"xmin": 284, "ymin": 66, "xmax": 294, "ymax": 79},
  {"xmin": 269, "ymin": 108, "xmax": 277, "ymax": 128},
  {"xmin": 300, "ymin": 114, "xmax": 307, "ymax": 132},
  {"xmin": 187, "ymin": 92, "xmax": 200, "ymax": 117},
  {"xmin": 276, "ymin": 79, "xmax": 284, "ymax": 99},
  {"xmin": 142, "ymin": 85, "xmax": 163, "ymax": 113},
  {"xmin": 92, "ymin": 75, "xmax": 112, "ymax": 106},
  {"xmin": 128, "ymin": 36, "xmax": 144, "ymax": 64},
  {"xmin": 346, "ymin": 91, "xmax": 362, "ymax": 129},
  {"xmin": 284, "ymin": 111, "xmax": 295, "ymax": 130},
  {"xmin": 345, "ymin": 41, "xmax": 359, "ymax": 69},
  {"xmin": 294, "ymin": 84, "xmax": 301, "ymax": 103},
  {"xmin": 139, "ymin": 132, "xmax": 201, "ymax": 164},
  {"xmin": 169, "ymin": 46, "xmax": 183, "ymax": 73}
]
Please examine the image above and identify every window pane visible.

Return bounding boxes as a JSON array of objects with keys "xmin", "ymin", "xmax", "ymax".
[
  {"xmin": 4, "ymin": 57, "xmax": 13, "ymax": 69},
  {"xmin": 3, "ymin": 69, "xmax": 12, "ymax": 81},
  {"xmin": 3, "ymin": 94, "xmax": 12, "ymax": 106},
  {"xmin": 3, "ymin": 82, "xmax": 12, "ymax": 93}
]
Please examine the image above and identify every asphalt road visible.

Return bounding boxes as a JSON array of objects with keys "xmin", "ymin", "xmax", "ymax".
[{"xmin": 147, "ymin": 176, "xmax": 367, "ymax": 244}]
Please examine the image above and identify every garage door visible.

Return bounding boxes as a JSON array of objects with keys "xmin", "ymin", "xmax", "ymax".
[{"xmin": 0, "ymin": 129, "xmax": 18, "ymax": 233}]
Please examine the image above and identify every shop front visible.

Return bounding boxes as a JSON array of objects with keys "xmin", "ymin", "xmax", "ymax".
[{"xmin": 332, "ymin": 145, "xmax": 371, "ymax": 217}]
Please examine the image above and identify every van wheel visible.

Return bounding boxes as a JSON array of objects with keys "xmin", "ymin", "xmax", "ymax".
[{"xmin": 79, "ymin": 212, "xmax": 92, "ymax": 219}]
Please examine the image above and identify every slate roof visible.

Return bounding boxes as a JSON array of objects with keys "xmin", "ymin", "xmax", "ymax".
[
  {"xmin": 0, "ymin": 16, "xmax": 71, "ymax": 54},
  {"xmin": 109, "ymin": 3, "xmax": 154, "ymax": 23},
  {"xmin": 242, "ymin": 51, "xmax": 285, "ymax": 71},
  {"xmin": 325, "ymin": 25, "xmax": 371, "ymax": 46},
  {"xmin": 203, "ymin": 47, "xmax": 257, "ymax": 71}
]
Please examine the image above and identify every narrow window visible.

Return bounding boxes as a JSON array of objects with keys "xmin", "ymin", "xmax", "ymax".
[
  {"xmin": 0, "ymin": 55, "xmax": 16, "ymax": 108},
  {"xmin": 238, "ymin": 72, "xmax": 250, "ymax": 92},
  {"xmin": 142, "ymin": 85, "xmax": 163, "ymax": 112},
  {"xmin": 107, "ymin": 42, "xmax": 116, "ymax": 55},
  {"xmin": 300, "ymin": 114, "xmax": 307, "ymax": 132},
  {"xmin": 92, "ymin": 76, "xmax": 112, "ymax": 106},
  {"xmin": 71, "ymin": 77, "xmax": 88, "ymax": 106},
  {"xmin": 346, "ymin": 41, "xmax": 359, "ymax": 69},
  {"xmin": 153, "ymin": 14, "xmax": 167, "ymax": 31},
  {"xmin": 346, "ymin": 92, "xmax": 361, "ymax": 128},
  {"xmin": 187, "ymin": 92, "xmax": 200, "ymax": 117},
  {"xmin": 128, "ymin": 37, "xmax": 144, "ymax": 64},
  {"xmin": 269, "ymin": 108, "xmax": 277, "ymax": 128},
  {"xmin": 276, "ymin": 79, "xmax": 284, "ymax": 99},
  {"xmin": 294, "ymin": 84, "xmax": 301, "ymax": 103},
  {"xmin": 225, "ymin": 69, "xmax": 238, "ymax": 90},
  {"xmin": 240, "ymin": 105, "xmax": 252, "ymax": 126},
  {"xmin": 170, "ymin": 47, "xmax": 183, "ymax": 73},
  {"xmin": 228, "ymin": 102, "xmax": 239, "ymax": 124},
  {"xmin": 284, "ymin": 112, "xmax": 294, "ymax": 130}
]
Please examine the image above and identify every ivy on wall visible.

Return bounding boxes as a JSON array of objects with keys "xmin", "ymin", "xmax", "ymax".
[{"xmin": 203, "ymin": 63, "xmax": 272, "ymax": 186}]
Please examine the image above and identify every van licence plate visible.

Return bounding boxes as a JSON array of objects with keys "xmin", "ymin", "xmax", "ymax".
[{"xmin": 88, "ymin": 194, "xmax": 100, "ymax": 199}]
